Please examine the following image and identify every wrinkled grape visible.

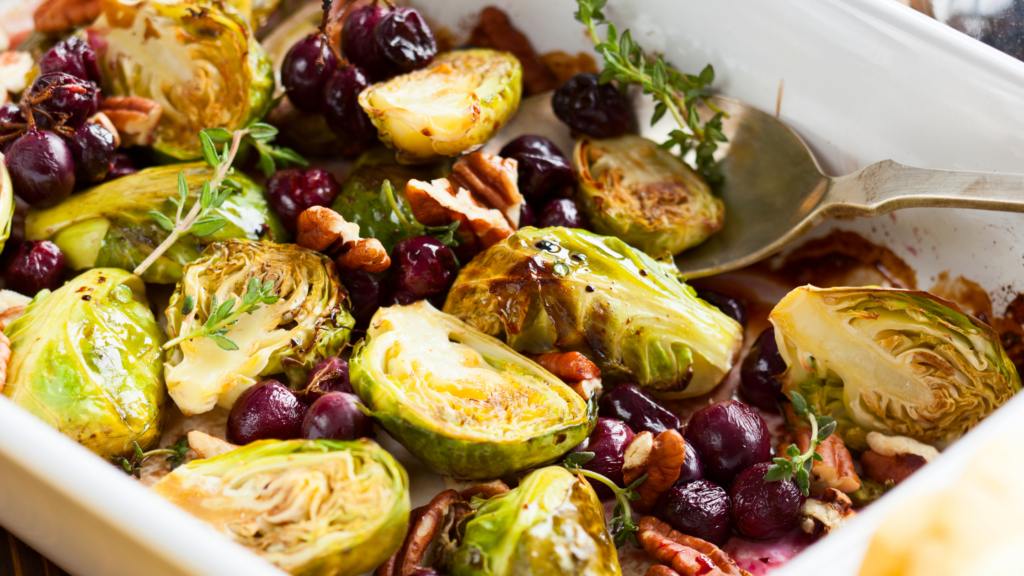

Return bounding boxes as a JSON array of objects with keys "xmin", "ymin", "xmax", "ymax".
[
  {"xmin": 569, "ymin": 417, "xmax": 635, "ymax": 499},
  {"xmin": 656, "ymin": 479, "xmax": 732, "ymax": 546},
  {"xmin": 739, "ymin": 327, "xmax": 787, "ymax": 412},
  {"xmin": 552, "ymin": 73, "xmax": 630, "ymax": 139},
  {"xmin": 685, "ymin": 400, "xmax": 771, "ymax": 485},
  {"xmin": 599, "ymin": 383, "xmax": 681, "ymax": 435},
  {"xmin": 730, "ymin": 462, "xmax": 805, "ymax": 539}
]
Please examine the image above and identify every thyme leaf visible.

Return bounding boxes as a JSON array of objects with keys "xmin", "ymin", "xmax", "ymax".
[
  {"xmin": 765, "ymin": 390, "xmax": 835, "ymax": 496},
  {"xmin": 163, "ymin": 278, "xmax": 279, "ymax": 351}
]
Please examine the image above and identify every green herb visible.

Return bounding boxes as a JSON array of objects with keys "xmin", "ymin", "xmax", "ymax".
[
  {"xmin": 765, "ymin": 390, "xmax": 837, "ymax": 496},
  {"xmin": 163, "ymin": 278, "xmax": 280, "ymax": 351},
  {"xmin": 574, "ymin": 0, "xmax": 728, "ymax": 183},
  {"xmin": 562, "ymin": 451, "xmax": 646, "ymax": 547},
  {"xmin": 379, "ymin": 179, "xmax": 462, "ymax": 249},
  {"xmin": 134, "ymin": 123, "xmax": 306, "ymax": 277},
  {"xmin": 111, "ymin": 436, "xmax": 191, "ymax": 479}
]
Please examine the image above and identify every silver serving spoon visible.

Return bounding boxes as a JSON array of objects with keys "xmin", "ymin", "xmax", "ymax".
[{"xmin": 487, "ymin": 93, "xmax": 1024, "ymax": 279}]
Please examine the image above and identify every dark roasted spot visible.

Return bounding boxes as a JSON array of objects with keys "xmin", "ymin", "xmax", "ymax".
[
  {"xmin": 82, "ymin": 295, "xmax": 91, "ymax": 301},
  {"xmin": 535, "ymin": 240, "xmax": 557, "ymax": 252},
  {"xmin": 555, "ymin": 434, "xmax": 567, "ymax": 444},
  {"xmin": 570, "ymin": 253, "xmax": 586, "ymax": 262},
  {"xmin": 639, "ymin": 269, "xmax": 648, "ymax": 276},
  {"xmin": 585, "ymin": 285, "xmax": 595, "ymax": 292}
]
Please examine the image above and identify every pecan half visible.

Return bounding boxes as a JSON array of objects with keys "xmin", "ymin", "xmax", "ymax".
[
  {"xmin": 780, "ymin": 426, "xmax": 860, "ymax": 494},
  {"xmin": 186, "ymin": 430, "xmax": 236, "ymax": 459},
  {"xmin": 87, "ymin": 112, "xmax": 121, "ymax": 148},
  {"xmin": 296, "ymin": 206, "xmax": 390, "ymax": 273},
  {"xmin": 34, "ymin": 0, "xmax": 102, "ymax": 34},
  {"xmin": 443, "ymin": 477, "xmax": 511, "ymax": 500},
  {"xmin": 638, "ymin": 516, "xmax": 748, "ymax": 576},
  {"xmin": 449, "ymin": 152, "xmax": 523, "ymax": 228},
  {"xmin": 623, "ymin": 429, "xmax": 685, "ymax": 513},
  {"xmin": 646, "ymin": 566, "xmax": 683, "ymax": 576},
  {"xmin": 799, "ymin": 488, "xmax": 856, "ymax": 536},
  {"xmin": 376, "ymin": 490, "xmax": 460, "ymax": 576},
  {"xmin": 861, "ymin": 450, "xmax": 927, "ymax": 486},
  {"xmin": 406, "ymin": 178, "xmax": 514, "ymax": 254},
  {"xmin": 865, "ymin": 431, "xmax": 939, "ymax": 462},
  {"xmin": 0, "ymin": 289, "xmax": 31, "ymax": 332},
  {"xmin": 467, "ymin": 6, "xmax": 559, "ymax": 96},
  {"xmin": 532, "ymin": 351, "xmax": 601, "ymax": 400},
  {"xmin": 99, "ymin": 96, "xmax": 163, "ymax": 147}
]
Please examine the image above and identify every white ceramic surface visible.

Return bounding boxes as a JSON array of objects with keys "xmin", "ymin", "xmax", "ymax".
[{"xmin": 2, "ymin": 1, "xmax": 1024, "ymax": 575}]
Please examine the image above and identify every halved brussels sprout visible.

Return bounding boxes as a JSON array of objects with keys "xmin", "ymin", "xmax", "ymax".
[
  {"xmin": 0, "ymin": 160, "xmax": 13, "ymax": 254},
  {"xmin": 771, "ymin": 286, "xmax": 1021, "ymax": 449},
  {"xmin": 350, "ymin": 301, "xmax": 595, "ymax": 479},
  {"xmin": 3, "ymin": 269, "xmax": 165, "ymax": 459},
  {"xmin": 359, "ymin": 49, "xmax": 523, "ymax": 164},
  {"xmin": 164, "ymin": 239, "xmax": 353, "ymax": 415},
  {"xmin": 448, "ymin": 466, "xmax": 621, "ymax": 576},
  {"xmin": 25, "ymin": 162, "xmax": 286, "ymax": 284},
  {"xmin": 574, "ymin": 135, "xmax": 724, "ymax": 256},
  {"xmin": 152, "ymin": 439, "xmax": 409, "ymax": 576},
  {"xmin": 88, "ymin": 0, "xmax": 274, "ymax": 159},
  {"xmin": 444, "ymin": 227, "xmax": 743, "ymax": 398}
]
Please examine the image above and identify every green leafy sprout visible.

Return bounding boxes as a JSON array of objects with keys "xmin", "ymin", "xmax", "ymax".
[
  {"xmin": 163, "ymin": 277, "xmax": 280, "ymax": 351},
  {"xmin": 574, "ymin": 0, "xmax": 728, "ymax": 183},
  {"xmin": 765, "ymin": 390, "xmax": 838, "ymax": 496},
  {"xmin": 562, "ymin": 451, "xmax": 647, "ymax": 548},
  {"xmin": 134, "ymin": 123, "xmax": 306, "ymax": 277},
  {"xmin": 111, "ymin": 436, "xmax": 190, "ymax": 479}
]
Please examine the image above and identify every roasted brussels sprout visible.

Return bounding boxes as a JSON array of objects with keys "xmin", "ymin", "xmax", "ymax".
[
  {"xmin": 153, "ymin": 439, "xmax": 409, "ymax": 576},
  {"xmin": 574, "ymin": 135, "xmax": 724, "ymax": 256},
  {"xmin": 3, "ymin": 269, "xmax": 165, "ymax": 459},
  {"xmin": 164, "ymin": 240, "xmax": 353, "ymax": 415},
  {"xmin": 359, "ymin": 49, "xmax": 522, "ymax": 164},
  {"xmin": 444, "ymin": 227, "xmax": 743, "ymax": 398},
  {"xmin": 0, "ymin": 160, "xmax": 13, "ymax": 254},
  {"xmin": 350, "ymin": 301, "xmax": 595, "ymax": 479},
  {"xmin": 87, "ymin": 0, "xmax": 274, "ymax": 159},
  {"xmin": 771, "ymin": 286, "xmax": 1021, "ymax": 449},
  {"xmin": 25, "ymin": 163, "xmax": 286, "ymax": 284},
  {"xmin": 448, "ymin": 466, "xmax": 621, "ymax": 576}
]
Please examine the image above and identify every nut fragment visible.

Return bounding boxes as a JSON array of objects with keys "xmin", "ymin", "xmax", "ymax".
[
  {"xmin": 861, "ymin": 450, "xmax": 927, "ymax": 486},
  {"xmin": 0, "ymin": 289, "xmax": 31, "ymax": 332},
  {"xmin": 865, "ymin": 431, "xmax": 939, "ymax": 462},
  {"xmin": 296, "ymin": 206, "xmax": 390, "ymax": 273},
  {"xmin": 186, "ymin": 430, "xmax": 237, "ymax": 459},
  {"xmin": 623, "ymin": 429, "xmax": 685, "ymax": 513},
  {"xmin": 638, "ymin": 516, "xmax": 748, "ymax": 576},
  {"xmin": 780, "ymin": 426, "xmax": 861, "ymax": 494},
  {"xmin": 34, "ymin": 0, "xmax": 102, "ymax": 34},
  {"xmin": 375, "ymin": 489, "xmax": 460, "ymax": 576},
  {"xmin": 406, "ymin": 178, "xmax": 514, "ymax": 254},
  {"xmin": 646, "ymin": 566, "xmax": 683, "ymax": 576},
  {"xmin": 443, "ymin": 477, "xmax": 511, "ymax": 500},
  {"xmin": 449, "ymin": 152, "xmax": 523, "ymax": 227},
  {"xmin": 799, "ymin": 488, "xmax": 856, "ymax": 536},
  {"xmin": 99, "ymin": 96, "xmax": 163, "ymax": 147},
  {"xmin": 533, "ymin": 351, "xmax": 601, "ymax": 399}
]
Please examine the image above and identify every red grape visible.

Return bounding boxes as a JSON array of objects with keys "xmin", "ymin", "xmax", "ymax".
[{"xmin": 6, "ymin": 127, "xmax": 76, "ymax": 208}]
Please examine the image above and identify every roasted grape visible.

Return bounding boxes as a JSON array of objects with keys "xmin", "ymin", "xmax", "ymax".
[
  {"xmin": 685, "ymin": 400, "xmax": 771, "ymax": 485},
  {"xmin": 281, "ymin": 34, "xmax": 338, "ymax": 113},
  {"xmin": 374, "ymin": 7, "xmax": 437, "ymax": 73},
  {"xmin": 67, "ymin": 122, "xmax": 116, "ymax": 183},
  {"xmin": 226, "ymin": 380, "xmax": 308, "ymax": 444},
  {"xmin": 730, "ymin": 462, "xmax": 805, "ymax": 539},
  {"xmin": 5, "ymin": 240, "xmax": 66, "ymax": 295},
  {"xmin": 266, "ymin": 168, "xmax": 341, "ymax": 234},
  {"xmin": 552, "ymin": 73, "xmax": 630, "ymax": 138},
  {"xmin": 6, "ymin": 127, "xmax": 75, "ymax": 208}
]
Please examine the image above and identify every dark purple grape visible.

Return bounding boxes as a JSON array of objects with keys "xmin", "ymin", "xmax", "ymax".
[
  {"xmin": 266, "ymin": 168, "xmax": 341, "ymax": 234},
  {"xmin": 227, "ymin": 380, "xmax": 308, "ymax": 444},
  {"xmin": 322, "ymin": 66, "xmax": 376, "ymax": 142},
  {"xmin": 5, "ymin": 240, "xmax": 65, "ymax": 294},
  {"xmin": 27, "ymin": 73, "xmax": 100, "ymax": 129},
  {"xmin": 599, "ymin": 383, "xmax": 681, "ymax": 435},
  {"xmin": 538, "ymin": 198, "xmax": 588, "ymax": 229},
  {"xmin": 38, "ymin": 36, "xmax": 100, "ymax": 82},
  {"xmin": 282, "ymin": 34, "xmax": 338, "ymax": 113},
  {"xmin": 657, "ymin": 480, "xmax": 732, "ymax": 546},
  {"xmin": 386, "ymin": 289, "xmax": 419, "ymax": 306},
  {"xmin": 500, "ymin": 135, "xmax": 566, "ymax": 160},
  {"xmin": 677, "ymin": 441, "xmax": 706, "ymax": 485},
  {"xmin": 6, "ymin": 127, "xmax": 75, "ymax": 208},
  {"xmin": 552, "ymin": 73, "xmax": 631, "ymax": 139},
  {"xmin": 105, "ymin": 152, "xmax": 138, "ymax": 181},
  {"xmin": 302, "ymin": 392, "xmax": 374, "ymax": 441},
  {"xmin": 342, "ymin": 4, "xmax": 391, "ymax": 80},
  {"xmin": 696, "ymin": 289, "xmax": 747, "ymax": 328},
  {"xmin": 67, "ymin": 122, "xmax": 115, "ymax": 183},
  {"xmin": 374, "ymin": 7, "xmax": 437, "ymax": 73},
  {"xmin": 300, "ymin": 356, "xmax": 353, "ymax": 405},
  {"xmin": 739, "ymin": 327, "xmax": 787, "ymax": 412},
  {"xmin": 729, "ymin": 462, "xmax": 805, "ymax": 539},
  {"xmin": 391, "ymin": 236, "xmax": 456, "ymax": 298},
  {"xmin": 409, "ymin": 570, "xmax": 440, "ymax": 576},
  {"xmin": 685, "ymin": 400, "xmax": 771, "ymax": 485},
  {"xmin": 0, "ymin": 103, "xmax": 23, "ymax": 132},
  {"xmin": 569, "ymin": 417, "xmax": 635, "ymax": 499},
  {"xmin": 338, "ymin": 269, "xmax": 387, "ymax": 329},
  {"xmin": 512, "ymin": 153, "xmax": 575, "ymax": 201},
  {"xmin": 519, "ymin": 203, "xmax": 535, "ymax": 228}
]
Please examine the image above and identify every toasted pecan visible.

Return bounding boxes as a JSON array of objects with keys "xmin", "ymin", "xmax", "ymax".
[
  {"xmin": 799, "ymin": 488, "xmax": 856, "ymax": 536},
  {"xmin": 865, "ymin": 431, "xmax": 939, "ymax": 462},
  {"xmin": 296, "ymin": 206, "xmax": 390, "ymax": 273},
  {"xmin": 449, "ymin": 152, "xmax": 523, "ymax": 227},
  {"xmin": 100, "ymin": 97, "xmax": 163, "ymax": 147},
  {"xmin": 781, "ymin": 426, "xmax": 860, "ymax": 494},
  {"xmin": 376, "ymin": 490, "xmax": 460, "ymax": 576},
  {"xmin": 406, "ymin": 178, "xmax": 514, "ymax": 254},
  {"xmin": 623, "ymin": 430, "xmax": 685, "ymax": 513},
  {"xmin": 638, "ymin": 516, "xmax": 747, "ymax": 576},
  {"xmin": 34, "ymin": 0, "xmax": 102, "ymax": 34},
  {"xmin": 533, "ymin": 352, "xmax": 601, "ymax": 383},
  {"xmin": 861, "ymin": 450, "xmax": 927, "ymax": 486},
  {"xmin": 186, "ymin": 431, "xmax": 236, "ymax": 459}
]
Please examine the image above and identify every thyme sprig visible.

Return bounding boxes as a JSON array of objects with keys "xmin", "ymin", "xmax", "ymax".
[
  {"xmin": 111, "ymin": 436, "xmax": 190, "ymax": 479},
  {"xmin": 563, "ymin": 451, "xmax": 646, "ymax": 547},
  {"xmin": 574, "ymin": 0, "xmax": 728, "ymax": 183},
  {"xmin": 765, "ymin": 391, "xmax": 838, "ymax": 496},
  {"xmin": 135, "ymin": 123, "xmax": 306, "ymax": 277},
  {"xmin": 163, "ymin": 278, "xmax": 280, "ymax": 351}
]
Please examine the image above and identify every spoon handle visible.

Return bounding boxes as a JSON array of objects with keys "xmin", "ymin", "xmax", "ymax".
[{"xmin": 825, "ymin": 159, "xmax": 1024, "ymax": 216}]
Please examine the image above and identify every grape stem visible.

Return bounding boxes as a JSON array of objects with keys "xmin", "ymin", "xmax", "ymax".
[{"xmin": 132, "ymin": 129, "xmax": 245, "ymax": 277}]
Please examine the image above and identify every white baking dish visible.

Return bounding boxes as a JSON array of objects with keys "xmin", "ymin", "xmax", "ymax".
[{"xmin": 3, "ymin": 0, "xmax": 1024, "ymax": 574}]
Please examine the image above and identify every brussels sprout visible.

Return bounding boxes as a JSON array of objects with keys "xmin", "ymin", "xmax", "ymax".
[
  {"xmin": 3, "ymin": 269, "xmax": 165, "ymax": 459},
  {"xmin": 573, "ymin": 135, "xmax": 724, "ymax": 257},
  {"xmin": 152, "ymin": 439, "xmax": 409, "ymax": 576},
  {"xmin": 443, "ymin": 227, "xmax": 743, "ymax": 398},
  {"xmin": 359, "ymin": 49, "xmax": 523, "ymax": 164},
  {"xmin": 0, "ymin": 160, "xmax": 13, "ymax": 254},
  {"xmin": 447, "ymin": 466, "xmax": 621, "ymax": 576},
  {"xmin": 350, "ymin": 301, "xmax": 595, "ymax": 479},
  {"xmin": 164, "ymin": 239, "xmax": 353, "ymax": 415},
  {"xmin": 87, "ymin": 0, "xmax": 274, "ymax": 160},
  {"xmin": 770, "ymin": 286, "xmax": 1022, "ymax": 450},
  {"xmin": 222, "ymin": 0, "xmax": 282, "ymax": 29},
  {"xmin": 24, "ymin": 162, "xmax": 285, "ymax": 284}
]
